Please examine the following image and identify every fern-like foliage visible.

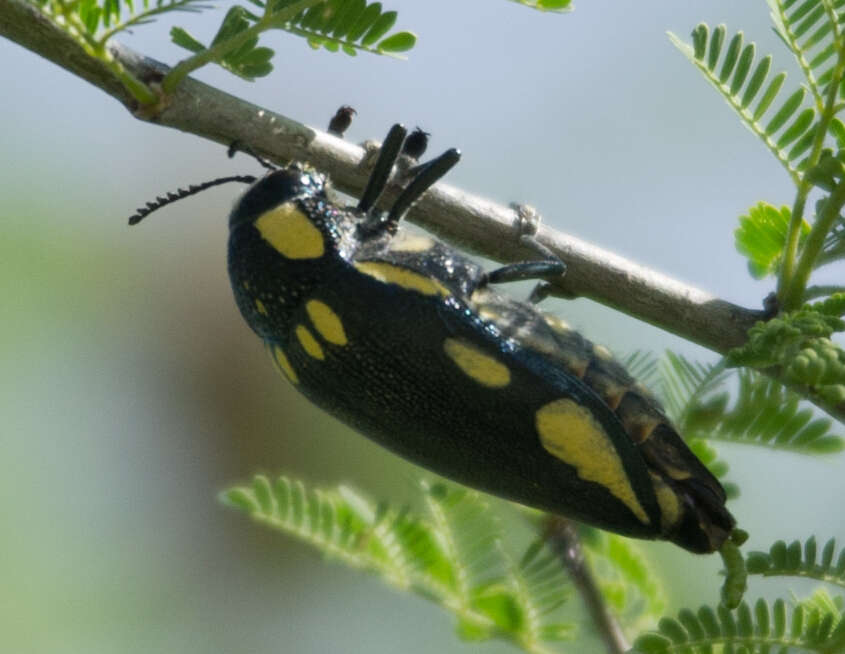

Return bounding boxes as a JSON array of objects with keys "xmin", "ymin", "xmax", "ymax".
[
  {"xmin": 622, "ymin": 351, "xmax": 662, "ymax": 393},
  {"xmin": 654, "ymin": 348, "xmax": 845, "ymax": 453},
  {"xmin": 171, "ymin": 6, "xmax": 276, "ymax": 80},
  {"xmin": 169, "ymin": 0, "xmax": 416, "ymax": 84},
  {"xmin": 817, "ymin": 200, "xmax": 845, "ymax": 267},
  {"xmin": 35, "ymin": 0, "xmax": 210, "ymax": 46},
  {"xmin": 579, "ymin": 528, "xmax": 666, "ymax": 632},
  {"xmin": 281, "ymin": 0, "xmax": 415, "ymax": 55},
  {"xmin": 633, "ymin": 595, "xmax": 845, "ymax": 653},
  {"xmin": 656, "ymin": 352, "xmax": 730, "ymax": 428},
  {"xmin": 693, "ymin": 368, "xmax": 844, "ymax": 453},
  {"xmin": 670, "ymin": 23, "xmax": 817, "ymax": 183},
  {"xmin": 674, "ymin": 11, "xmax": 845, "ymax": 319},
  {"xmin": 508, "ymin": 0, "xmax": 572, "ymax": 11},
  {"xmin": 768, "ymin": 0, "xmax": 845, "ymax": 108},
  {"xmin": 747, "ymin": 536, "xmax": 845, "ymax": 589},
  {"xmin": 223, "ymin": 475, "xmax": 575, "ymax": 653},
  {"xmin": 33, "ymin": 0, "xmax": 417, "ymax": 99},
  {"xmin": 171, "ymin": 0, "xmax": 416, "ymax": 71}
]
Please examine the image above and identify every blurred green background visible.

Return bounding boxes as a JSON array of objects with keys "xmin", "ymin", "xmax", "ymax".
[{"xmin": 2, "ymin": 2, "xmax": 844, "ymax": 652}]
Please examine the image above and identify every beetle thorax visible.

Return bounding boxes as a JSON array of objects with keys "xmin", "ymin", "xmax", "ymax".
[{"xmin": 227, "ymin": 197, "xmax": 351, "ymax": 343}]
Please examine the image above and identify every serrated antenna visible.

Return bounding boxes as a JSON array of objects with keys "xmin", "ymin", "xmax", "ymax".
[{"xmin": 128, "ymin": 175, "xmax": 257, "ymax": 225}]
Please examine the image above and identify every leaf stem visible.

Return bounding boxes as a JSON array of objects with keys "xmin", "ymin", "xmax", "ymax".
[
  {"xmin": 778, "ymin": 192, "xmax": 808, "ymax": 300},
  {"xmin": 773, "ymin": 1, "xmax": 825, "ymax": 109},
  {"xmin": 821, "ymin": 0, "xmax": 844, "ymax": 51},
  {"xmin": 162, "ymin": 0, "xmax": 321, "ymax": 92},
  {"xmin": 779, "ymin": 51, "xmax": 845, "ymax": 310},
  {"xmin": 60, "ymin": 9, "xmax": 156, "ymax": 103},
  {"xmin": 543, "ymin": 516, "xmax": 629, "ymax": 654},
  {"xmin": 751, "ymin": 566, "xmax": 845, "ymax": 589},
  {"xmin": 783, "ymin": 177, "xmax": 845, "ymax": 309}
]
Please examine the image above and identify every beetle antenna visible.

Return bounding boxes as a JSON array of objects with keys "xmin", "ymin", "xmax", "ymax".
[
  {"xmin": 128, "ymin": 175, "xmax": 257, "ymax": 225},
  {"xmin": 357, "ymin": 123, "xmax": 407, "ymax": 213},
  {"xmin": 386, "ymin": 148, "xmax": 461, "ymax": 226},
  {"xmin": 228, "ymin": 141, "xmax": 277, "ymax": 171}
]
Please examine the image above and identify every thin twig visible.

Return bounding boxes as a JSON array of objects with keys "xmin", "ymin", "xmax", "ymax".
[
  {"xmin": 543, "ymin": 516, "xmax": 628, "ymax": 654},
  {"xmin": 2, "ymin": 0, "xmax": 843, "ymax": 422}
]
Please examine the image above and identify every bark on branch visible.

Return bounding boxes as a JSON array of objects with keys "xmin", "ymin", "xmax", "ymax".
[{"xmin": 3, "ymin": 0, "xmax": 843, "ymax": 422}]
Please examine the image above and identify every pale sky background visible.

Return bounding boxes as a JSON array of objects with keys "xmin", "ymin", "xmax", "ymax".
[{"xmin": 2, "ymin": 2, "xmax": 844, "ymax": 653}]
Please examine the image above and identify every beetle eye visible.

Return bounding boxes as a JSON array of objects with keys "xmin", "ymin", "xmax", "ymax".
[{"xmin": 230, "ymin": 168, "xmax": 324, "ymax": 230}]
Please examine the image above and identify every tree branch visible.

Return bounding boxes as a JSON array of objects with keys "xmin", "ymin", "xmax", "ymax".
[
  {"xmin": 3, "ymin": 0, "xmax": 843, "ymax": 423},
  {"xmin": 543, "ymin": 517, "xmax": 628, "ymax": 654}
]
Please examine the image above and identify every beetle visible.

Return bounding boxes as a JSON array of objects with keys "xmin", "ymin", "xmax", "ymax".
[{"xmin": 130, "ymin": 123, "xmax": 735, "ymax": 553}]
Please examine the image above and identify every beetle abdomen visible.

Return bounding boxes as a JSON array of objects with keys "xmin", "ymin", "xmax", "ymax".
[{"xmin": 469, "ymin": 288, "xmax": 734, "ymax": 552}]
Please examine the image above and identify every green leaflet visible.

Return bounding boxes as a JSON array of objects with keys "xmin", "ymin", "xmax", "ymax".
[
  {"xmin": 508, "ymin": 0, "xmax": 573, "ymax": 11},
  {"xmin": 735, "ymin": 202, "xmax": 809, "ymax": 279},
  {"xmin": 670, "ymin": 23, "xmax": 818, "ymax": 184},
  {"xmin": 223, "ymin": 476, "xmax": 575, "ymax": 652},
  {"xmin": 634, "ymin": 595, "xmax": 845, "ymax": 654},
  {"xmin": 747, "ymin": 536, "xmax": 845, "ymax": 589},
  {"xmin": 580, "ymin": 528, "xmax": 667, "ymax": 628},
  {"xmin": 768, "ymin": 0, "xmax": 845, "ymax": 106}
]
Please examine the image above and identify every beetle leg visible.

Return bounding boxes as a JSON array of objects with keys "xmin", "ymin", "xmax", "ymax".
[
  {"xmin": 473, "ymin": 203, "xmax": 569, "ymax": 301},
  {"xmin": 228, "ymin": 141, "xmax": 277, "ymax": 171},
  {"xmin": 484, "ymin": 260, "xmax": 566, "ymax": 285},
  {"xmin": 528, "ymin": 281, "xmax": 553, "ymax": 305}
]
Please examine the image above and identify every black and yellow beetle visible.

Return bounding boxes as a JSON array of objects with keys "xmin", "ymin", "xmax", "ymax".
[{"xmin": 130, "ymin": 124, "xmax": 735, "ymax": 553}]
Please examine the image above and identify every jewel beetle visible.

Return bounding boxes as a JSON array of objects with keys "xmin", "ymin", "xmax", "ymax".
[{"xmin": 130, "ymin": 123, "xmax": 735, "ymax": 553}]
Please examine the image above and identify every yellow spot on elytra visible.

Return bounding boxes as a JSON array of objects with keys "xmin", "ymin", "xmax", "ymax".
[
  {"xmin": 663, "ymin": 465, "xmax": 692, "ymax": 481},
  {"xmin": 306, "ymin": 300, "xmax": 347, "ymax": 346},
  {"xmin": 390, "ymin": 233, "xmax": 434, "ymax": 252},
  {"xmin": 650, "ymin": 473, "xmax": 681, "ymax": 530},
  {"xmin": 295, "ymin": 325, "xmax": 324, "ymax": 360},
  {"xmin": 544, "ymin": 314, "xmax": 571, "ymax": 333},
  {"xmin": 443, "ymin": 338, "xmax": 510, "ymax": 388},
  {"xmin": 255, "ymin": 299, "xmax": 268, "ymax": 316},
  {"xmin": 593, "ymin": 344, "xmax": 613, "ymax": 361},
  {"xmin": 243, "ymin": 281, "xmax": 250, "ymax": 290},
  {"xmin": 271, "ymin": 345, "xmax": 298, "ymax": 384},
  {"xmin": 355, "ymin": 261, "xmax": 450, "ymax": 297},
  {"xmin": 535, "ymin": 398, "xmax": 650, "ymax": 524},
  {"xmin": 255, "ymin": 203, "xmax": 324, "ymax": 259}
]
